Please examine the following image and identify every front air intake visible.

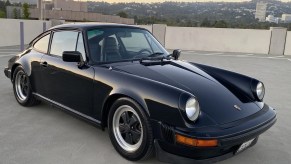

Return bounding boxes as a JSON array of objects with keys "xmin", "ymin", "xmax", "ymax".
[{"xmin": 161, "ymin": 123, "xmax": 175, "ymax": 144}]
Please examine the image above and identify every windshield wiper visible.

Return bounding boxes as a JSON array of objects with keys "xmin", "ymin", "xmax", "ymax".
[
  {"xmin": 139, "ymin": 56, "xmax": 172, "ymax": 64},
  {"xmin": 131, "ymin": 52, "xmax": 173, "ymax": 64},
  {"xmin": 147, "ymin": 52, "xmax": 164, "ymax": 58}
]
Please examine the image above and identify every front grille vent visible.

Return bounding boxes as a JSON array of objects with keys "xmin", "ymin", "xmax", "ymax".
[{"xmin": 161, "ymin": 123, "xmax": 175, "ymax": 144}]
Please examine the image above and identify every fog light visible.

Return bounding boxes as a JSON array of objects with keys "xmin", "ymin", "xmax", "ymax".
[{"xmin": 176, "ymin": 134, "xmax": 218, "ymax": 147}]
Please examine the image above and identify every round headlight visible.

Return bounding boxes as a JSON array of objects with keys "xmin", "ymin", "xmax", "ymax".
[
  {"xmin": 256, "ymin": 82, "xmax": 265, "ymax": 101},
  {"xmin": 185, "ymin": 98, "xmax": 200, "ymax": 121}
]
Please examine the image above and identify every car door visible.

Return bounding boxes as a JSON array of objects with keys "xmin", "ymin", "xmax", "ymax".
[{"xmin": 40, "ymin": 30, "xmax": 94, "ymax": 116}]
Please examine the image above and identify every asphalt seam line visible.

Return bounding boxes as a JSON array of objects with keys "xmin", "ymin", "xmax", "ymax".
[{"xmin": 0, "ymin": 54, "xmax": 16, "ymax": 57}]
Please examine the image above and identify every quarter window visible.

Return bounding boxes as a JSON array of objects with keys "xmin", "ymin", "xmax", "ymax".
[
  {"xmin": 34, "ymin": 34, "xmax": 50, "ymax": 53},
  {"xmin": 50, "ymin": 31, "xmax": 78, "ymax": 57}
]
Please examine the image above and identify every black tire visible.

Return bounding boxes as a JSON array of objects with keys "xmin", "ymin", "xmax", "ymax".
[
  {"xmin": 108, "ymin": 97, "xmax": 153, "ymax": 161},
  {"xmin": 12, "ymin": 66, "xmax": 40, "ymax": 107}
]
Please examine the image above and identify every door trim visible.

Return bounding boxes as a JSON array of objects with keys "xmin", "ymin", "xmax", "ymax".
[{"xmin": 33, "ymin": 92, "xmax": 102, "ymax": 128}]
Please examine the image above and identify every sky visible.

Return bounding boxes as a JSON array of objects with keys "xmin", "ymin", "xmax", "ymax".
[{"xmin": 88, "ymin": 0, "xmax": 290, "ymax": 2}]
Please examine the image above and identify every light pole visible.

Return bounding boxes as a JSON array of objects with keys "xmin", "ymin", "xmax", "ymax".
[{"xmin": 38, "ymin": 0, "xmax": 43, "ymax": 20}]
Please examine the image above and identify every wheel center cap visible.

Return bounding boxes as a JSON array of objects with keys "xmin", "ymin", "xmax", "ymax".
[{"xmin": 124, "ymin": 124, "xmax": 131, "ymax": 132}]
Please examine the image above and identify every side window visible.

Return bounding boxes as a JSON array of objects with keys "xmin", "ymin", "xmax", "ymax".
[
  {"xmin": 77, "ymin": 33, "xmax": 86, "ymax": 61},
  {"xmin": 34, "ymin": 34, "xmax": 50, "ymax": 53},
  {"xmin": 50, "ymin": 31, "xmax": 78, "ymax": 57}
]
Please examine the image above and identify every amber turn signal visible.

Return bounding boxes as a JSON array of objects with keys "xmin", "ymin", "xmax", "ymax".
[{"xmin": 176, "ymin": 134, "xmax": 218, "ymax": 147}]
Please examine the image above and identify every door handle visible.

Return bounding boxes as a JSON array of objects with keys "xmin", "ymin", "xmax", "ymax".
[{"xmin": 40, "ymin": 61, "xmax": 48, "ymax": 67}]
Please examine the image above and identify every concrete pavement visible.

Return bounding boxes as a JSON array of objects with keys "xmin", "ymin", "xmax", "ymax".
[{"xmin": 0, "ymin": 49, "xmax": 290, "ymax": 164}]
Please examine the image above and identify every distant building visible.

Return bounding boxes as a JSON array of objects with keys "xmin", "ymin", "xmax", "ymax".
[
  {"xmin": 28, "ymin": 8, "xmax": 134, "ymax": 24},
  {"xmin": 255, "ymin": 2, "xmax": 268, "ymax": 22},
  {"xmin": 266, "ymin": 15, "xmax": 279, "ymax": 24},
  {"xmin": 37, "ymin": 0, "xmax": 87, "ymax": 12},
  {"xmin": 53, "ymin": 0, "xmax": 87, "ymax": 12},
  {"xmin": 6, "ymin": 0, "xmax": 134, "ymax": 25},
  {"xmin": 281, "ymin": 14, "xmax": 291, "ymax": 23}
]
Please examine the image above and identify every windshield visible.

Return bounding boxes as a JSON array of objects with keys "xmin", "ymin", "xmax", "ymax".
[{"xmin": 87, "ymin": 27, "xmax": 169, "ymax": 63}]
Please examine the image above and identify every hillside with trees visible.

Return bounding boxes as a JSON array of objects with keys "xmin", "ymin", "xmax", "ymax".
[{"xmin": 88, "ymin": 0, "xmax": 291, "ymax": 30}]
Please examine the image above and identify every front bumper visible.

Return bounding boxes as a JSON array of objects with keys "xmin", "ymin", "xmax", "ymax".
[
  {"xmin": 155, "ymin": 138, "xmax": 258, "ymax": 164},
  {"xmin": 152, "ymin": 105, "xmax": 277, "ymax": 163},
  {"xmin": 4, "ymin": 67, "xmax": 11, "ymax": 79}
]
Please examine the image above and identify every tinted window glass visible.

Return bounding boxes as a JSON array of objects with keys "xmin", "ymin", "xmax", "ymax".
[
  {"xmin": 120, "ymin": 32, "xmax": 150, "ymax": 52},
  {"xmin": 34, "ymin": 34, "xmax": 50, "ymax": 53},
  {"xmin": 145, "ymin": 33, "xmax": 161, "ymax": 53},
  {"xmin": 87, "ymin": 30, "xmax": 104, "ymax": 62},
  {"xmin": 50, "ymin": 31, "xmax": 78, "ymax": 57},
  {"xmin": 87, "ymin": 28, "xmax": 168, "ymax": 63},
  {"xmin": 77, "ymin": 33, "xmax": 86, "ymax": 60},
  {"xmin": 88, "ymin": 29, "xmax": 104, "ymax": 39}
]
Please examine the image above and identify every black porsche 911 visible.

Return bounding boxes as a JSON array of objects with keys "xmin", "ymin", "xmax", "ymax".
[{"xmin": 4, "ymin": 23, "xmax": 276, "ymax": 163}]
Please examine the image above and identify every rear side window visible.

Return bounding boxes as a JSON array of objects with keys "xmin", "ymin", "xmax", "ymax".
[
  {"xmin": 34, "ymin": 34, "xmax": 50, "ymax": 53},
  {"xmin": 50, "ymin": 31, "xmax": 78, "ymax": 57}
]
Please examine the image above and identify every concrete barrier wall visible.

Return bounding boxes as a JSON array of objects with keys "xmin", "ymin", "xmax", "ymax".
[
  {"xmin": 0, "ymin": 19, "xmax": 51, "ymax": 47},
  {"xmin": 138, "ymin": 25, "xmax": 152, "ymax": 33},
  {"xmin": 153, "ymin": 24, "xmax": 167, "ymax": 46},
  {"xmin": 165, "ymin": 26, "xmax": 271, "ymax": 54},
  {"xmin": 0, "ymin": 19, "xmax": 289, "ymax": 55},
  {"xmin": 284, "ymin": 32, "xmax": 291, "ymax": 56},
  {"xmin": 269, "ymin": 27, "xmax": 288, "ymax": 55}
]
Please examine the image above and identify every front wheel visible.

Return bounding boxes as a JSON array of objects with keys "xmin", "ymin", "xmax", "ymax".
[{"xmin": 108, "ymin": 98, "xmax": 153, "ymax": 161}]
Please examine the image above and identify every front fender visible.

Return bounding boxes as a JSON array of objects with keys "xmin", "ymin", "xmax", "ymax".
[
  {"xmin": 193, "ymin": 63, "xmax": 260, "ymax": 103},
  {"xmin": 108, "ymin": 88, "xmax": 149, "ymax": 115},
  {"xmin": 95, "ymin": 67, "xmax": 190, "ymax": 128}
]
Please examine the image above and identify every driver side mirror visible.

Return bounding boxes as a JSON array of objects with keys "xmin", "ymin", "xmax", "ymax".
[
  {"xmin": 62, "ymin": 51, "xmax": 85, "ymax": 68},
  {"xmin": 172, "ymin": 49, "xmax": 181, "ymax": 60},
  {"xmin": 62, "ymin": 51, "xmax": 82, "ymax": 63}
]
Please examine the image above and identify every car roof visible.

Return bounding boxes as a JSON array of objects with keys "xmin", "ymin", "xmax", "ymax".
[{"xmin": 50, "ymin": 23, "xmax": 144, "ymax": 31}]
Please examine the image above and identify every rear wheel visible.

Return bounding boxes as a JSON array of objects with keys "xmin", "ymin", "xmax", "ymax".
[
  {"xmin": 13, "ymin": 66, "xmax": 40, "ymax": 106},
  {"xmin": 108, "ymin": 98, "xmax": 153, "ymax": 161}
]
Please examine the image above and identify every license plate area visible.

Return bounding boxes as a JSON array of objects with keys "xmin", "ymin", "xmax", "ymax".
[{"xmin": 235, "ymin": 138, "xmax": 255, "ymax": 154}]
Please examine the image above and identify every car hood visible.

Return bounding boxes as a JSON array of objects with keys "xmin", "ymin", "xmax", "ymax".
[{"xmin": 113, "ymin": 60, "xmax": 261, "ymax": 125}]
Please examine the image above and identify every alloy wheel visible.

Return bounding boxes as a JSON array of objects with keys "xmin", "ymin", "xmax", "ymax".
[
  {"xmin": 112, "ymin": 105, "xmax": 143, "ymax": 153},
  {"xmin": 15, "ymin": 71, "xmax": 29, "ymax": 101}
]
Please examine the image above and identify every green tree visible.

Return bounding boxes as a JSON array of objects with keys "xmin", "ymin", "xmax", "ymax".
[
  {"xmin": 22, "ymin": 3, "xmax": 30, "ymax": 19},
  {"xmin": 200, "ymin": 18, "xmax": 211, "ymax": 27},
  {"xmin": 0, "ymin": 10, "xmax": 5, "ymax": 18},
  {"xmin": 214, "ymin": 20, "xmax": 228, "ymax": 28},
  {"xmin": 133, "ymin": 15, "xmax": 138, "ymax": 23},
  {"xmin": 0, "ymin": 2, "xmax": 5, "ymax": 11},
  {"xmin": 13, "ymin": 8, "xmax": 18, "ymax": 19},
  {"xmin": 117, "ymin": 11, "xmax": 128, "ymax": 18},
  {"xmin": 0, "ymin": 0, "xmax": 11, "ymax": 14},
  {"xmin": 5, "ymin": 0, "xmax": 11, "ymax": 7}
]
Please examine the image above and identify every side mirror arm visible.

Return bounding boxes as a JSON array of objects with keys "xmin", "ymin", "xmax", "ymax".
[{"xmin": 78, "ymin": 56, "xmax": 86, "ymax": 69}]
